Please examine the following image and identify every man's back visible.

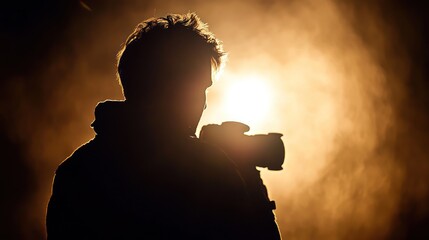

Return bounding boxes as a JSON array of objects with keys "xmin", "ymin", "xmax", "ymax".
[{"xmin": 46, "ymin": 101, "xmax": 251, "ymax": 239}]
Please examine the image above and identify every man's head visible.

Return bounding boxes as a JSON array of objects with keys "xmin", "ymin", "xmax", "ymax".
[{"xmin": 117, "ymin": 13, "xmax": 226, "ymax": 134}]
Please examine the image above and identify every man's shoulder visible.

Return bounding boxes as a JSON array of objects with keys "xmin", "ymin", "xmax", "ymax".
[
  {"xmin": 189, "ymin": 138, "xmax": 231, "ymax": 165},
  {"xmin": 56, "ymin": 139, "xmax": 101, "ymax": 176},
  {"xmin": 188, "ymin": 138, "xmax": 245, "ymax": 183}
]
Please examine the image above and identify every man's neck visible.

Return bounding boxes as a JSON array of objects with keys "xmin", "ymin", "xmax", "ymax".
[{"xmin": 123, "ymin": 101, "xmax": 195, "ymax": 138}]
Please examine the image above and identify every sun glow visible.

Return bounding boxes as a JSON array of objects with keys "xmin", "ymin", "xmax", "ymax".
[{"xmin": 220, "ymin": 75, "xmax": 273, "ymax": 127}]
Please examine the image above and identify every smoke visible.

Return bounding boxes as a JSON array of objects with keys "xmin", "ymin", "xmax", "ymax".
[{"xmin": 1, "ymin": 0, "xmax": 428, "ymax": 239}]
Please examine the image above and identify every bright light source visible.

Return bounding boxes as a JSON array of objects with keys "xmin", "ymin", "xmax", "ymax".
[{"xmin": 221, "ymin": 75, "xmax": 272, "ymax": 126}]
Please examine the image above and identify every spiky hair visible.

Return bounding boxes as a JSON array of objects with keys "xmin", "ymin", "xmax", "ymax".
[{"xmin": 118, "ymin": 13, "xmax": 225, "ymax": 71}]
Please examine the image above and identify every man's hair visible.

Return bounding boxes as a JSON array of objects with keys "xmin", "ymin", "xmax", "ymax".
[{"xmin": 117, "ymin": 13, "xmax": 226, "ymax": 100}]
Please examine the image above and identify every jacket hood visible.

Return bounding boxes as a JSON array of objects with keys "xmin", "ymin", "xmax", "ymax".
[{"xmin": 91, "ymin": 100, "xmax": 130, "ymax": 137}]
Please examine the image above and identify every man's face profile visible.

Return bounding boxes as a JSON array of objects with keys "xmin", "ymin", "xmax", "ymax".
[{"xmin": 162, "ymin": 54, "xmax": 212, "ymax": 134}]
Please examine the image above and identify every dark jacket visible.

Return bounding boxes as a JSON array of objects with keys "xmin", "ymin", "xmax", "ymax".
[{"xmin": 46, "ymin": 100, "xmax": 280, "ymax": 239}]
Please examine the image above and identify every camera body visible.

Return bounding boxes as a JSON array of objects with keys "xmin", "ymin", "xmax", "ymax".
[{"xmin": 199, "ymin": 121, "xmax": 285, "ymax": 171}]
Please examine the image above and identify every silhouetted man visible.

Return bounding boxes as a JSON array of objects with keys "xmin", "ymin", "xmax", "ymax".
[{"xmin": 46, "ymin": 13, "xmax": 281, "ymax": 239}]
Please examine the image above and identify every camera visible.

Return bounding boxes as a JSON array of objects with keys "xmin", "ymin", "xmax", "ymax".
[{"xmin": 199, "ymin": 121, "xmax": 285, "ymax": 171}]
